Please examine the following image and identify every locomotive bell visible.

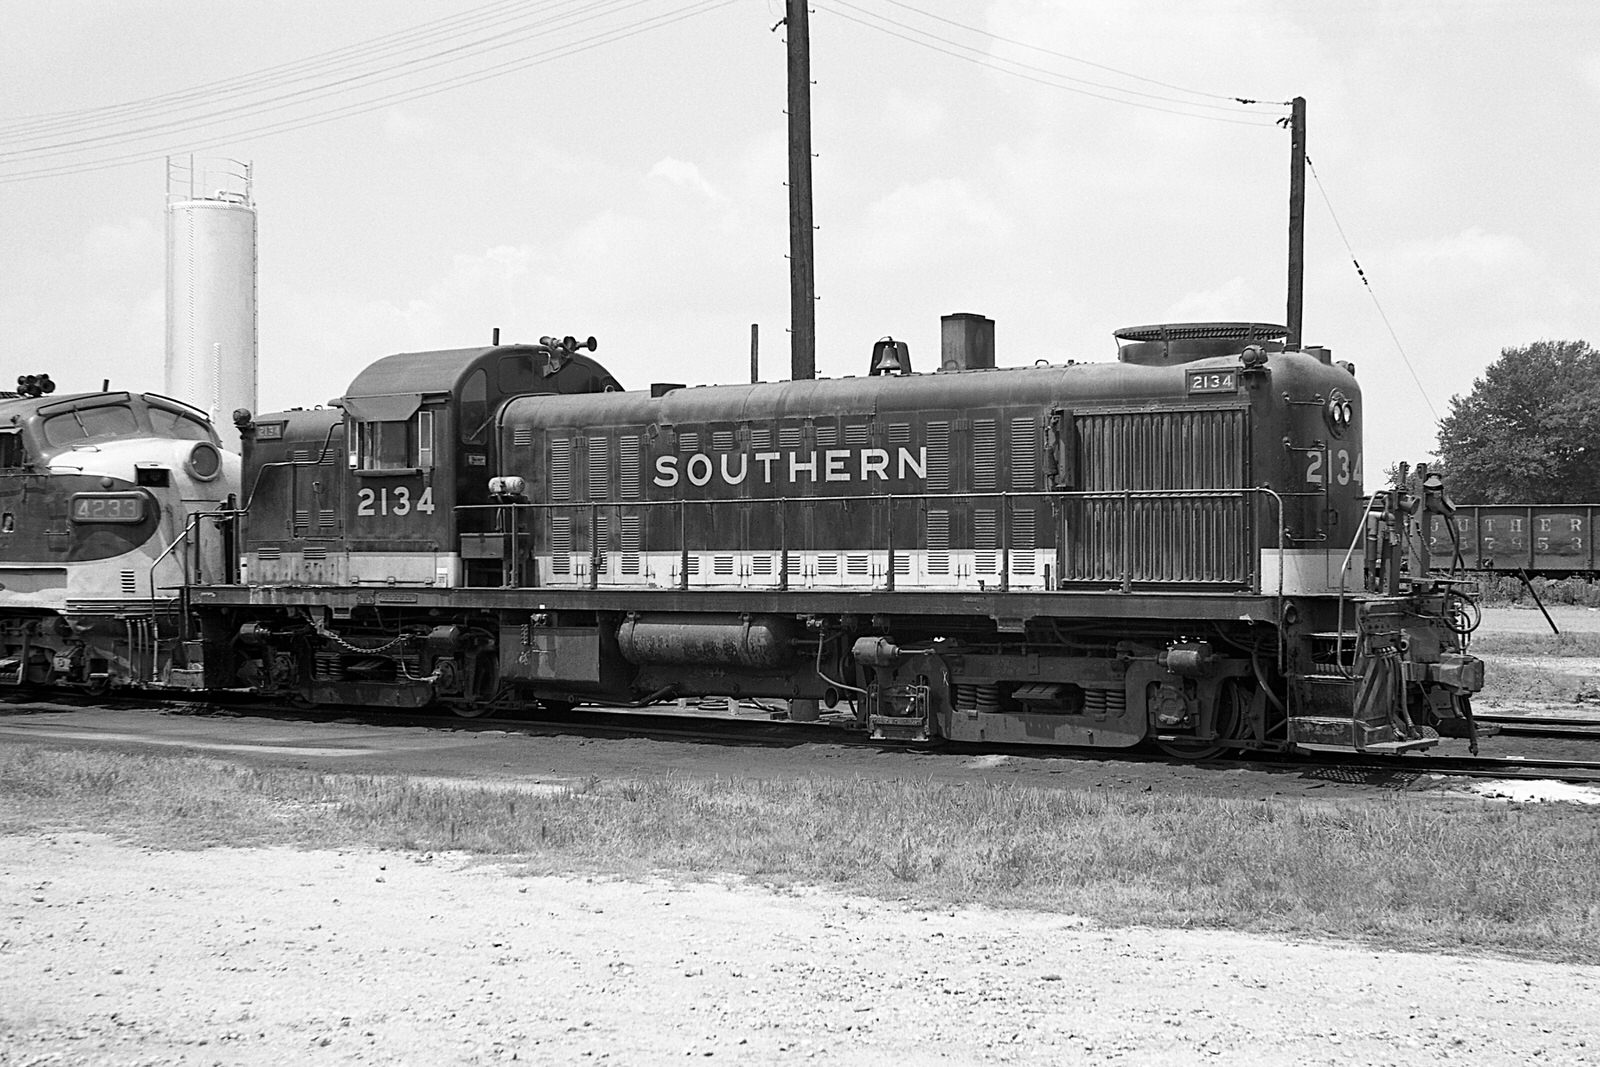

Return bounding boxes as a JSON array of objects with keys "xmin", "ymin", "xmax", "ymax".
[{"xmin": 869, "ymin": 338, "xmax": 912, "ymax": 376}]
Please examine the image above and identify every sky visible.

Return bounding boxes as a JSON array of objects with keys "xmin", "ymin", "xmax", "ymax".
[{"xmin": 2, "ymin": 0, "xmax": 1596, "ymax": 477}]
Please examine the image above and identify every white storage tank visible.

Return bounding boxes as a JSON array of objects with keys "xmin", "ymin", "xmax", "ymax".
[{"xmin": 165, "ymin": 157, "xmax": 258, "ymax": 450}]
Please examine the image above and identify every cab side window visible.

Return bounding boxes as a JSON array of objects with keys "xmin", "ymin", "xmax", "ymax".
[
  {"xmin": 354, "ymin": 410, "xmax": 435, "ymax": 471},
  {"xmin": 0, "ymin": 431, "xmax": 24, "ymax": 468}
]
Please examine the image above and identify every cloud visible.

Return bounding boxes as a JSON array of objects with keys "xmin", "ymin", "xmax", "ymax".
[{"xmin": 648, "ymin": 157, "xmax": 722, "ymax": 201}]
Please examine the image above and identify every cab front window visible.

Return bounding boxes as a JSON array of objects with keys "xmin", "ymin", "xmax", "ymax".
[{"xmin": 43, "ymin": 403, "xmax": 139, "ymax": 448}]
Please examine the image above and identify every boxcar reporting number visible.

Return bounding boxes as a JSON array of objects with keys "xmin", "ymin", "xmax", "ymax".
[
  {"xmin": 356, "ymin": 485, "xmax": 435, "ymax": 517},
  {"xmin": 1305, "ymin": 449, "xmax": 1360, "ymax": 487}
]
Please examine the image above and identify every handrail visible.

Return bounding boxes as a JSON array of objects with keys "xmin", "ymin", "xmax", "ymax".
[
  {"xmin": 147, "ymin": 506, "xmax": 243, "ymax": 668},
  {"xmin": 237, "ymin": 421, "xmax": 344, "ymax": 512}
]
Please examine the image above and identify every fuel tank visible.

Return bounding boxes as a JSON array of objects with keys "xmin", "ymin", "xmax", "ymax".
[{"xmin": 616, "ymin": 613, "xmax": 799, "ymax": 669}]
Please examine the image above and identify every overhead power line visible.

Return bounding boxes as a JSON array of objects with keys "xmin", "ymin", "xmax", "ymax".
[
  {"xmin": 815, "ymin": 0, "xmax": 1284, "ymax": 127},
  {"xmin": 1305, "ymin": 155, "xmax": 1439, "ymax": 421},
  {"xmin": 875, "ymin": 0, "xmax": 1266, "ymax": 104},
  {"xmin": 0, "ymin": 0, "xmax": 734, "ymax": 185}
]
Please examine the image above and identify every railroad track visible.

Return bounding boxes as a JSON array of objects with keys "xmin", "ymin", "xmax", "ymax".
[
  {"xmin": 17, "ymin": 692, "xmax": 1600, "ymax": 788},
  {"xmin": 1472, "ymin": 713, "xmax": 1600, "ymax": 742}
]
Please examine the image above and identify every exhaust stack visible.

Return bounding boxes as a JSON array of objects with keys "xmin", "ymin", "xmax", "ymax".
[{"xmin": 940, "ymin": 313, "xmax": 995, "ymax": 372}]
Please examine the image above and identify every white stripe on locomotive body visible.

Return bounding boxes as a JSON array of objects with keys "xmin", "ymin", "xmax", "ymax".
[
  {"xmin": 246, "ymin": 550, "xmax": 461, "ymax": 588},
  {"xmin": 2, "ymin": 541, "xmax": 195, "ymax": 612},
  {"xmin": 1259, "ymin": 548, "xmax": 1354, "ymax": 597},
  {"xmin": 535, "ymin": 549, "xmax": 1058, "ymax": 591}
]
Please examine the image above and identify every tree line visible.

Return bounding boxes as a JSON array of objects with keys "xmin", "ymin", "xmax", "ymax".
[{"xmin": 1431, "ymin": 339, "xmax": 1600, "ymax": 502}]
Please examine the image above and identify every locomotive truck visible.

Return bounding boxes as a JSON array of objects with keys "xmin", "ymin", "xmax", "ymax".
[{"xmin": 176, "ymin": 318, "xmax": 1484, "ymax": 757}]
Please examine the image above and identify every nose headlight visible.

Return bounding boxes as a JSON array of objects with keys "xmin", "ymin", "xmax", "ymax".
[
  {"xmin": 185, "ymin": 441, "xmax": 222, "ymax": 481},
  {"xmin": 1325, "ymin": 391, "xmax": 1354, "ymax": 437}
]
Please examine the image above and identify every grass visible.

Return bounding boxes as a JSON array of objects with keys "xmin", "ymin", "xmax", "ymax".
[
  {"xmin": 1477, "ymin": 574, "xmax": 1600, "ymax": 608},
  {"xmin": 4, "ymin": 744, "xmax": 1599, "ymax": 963},
  {"xmin": 1471, "ymin": 630, "xmax": 1600, "ymax": 705}
]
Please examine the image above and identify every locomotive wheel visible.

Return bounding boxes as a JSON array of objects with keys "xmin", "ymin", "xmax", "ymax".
[
  {"xmin": 450, "ymin": 652, "xmax": 500, "ymax": 719},
  {"xmin": 1154, "ymin": 680, "xmax": 1246, "ymax": 762}
]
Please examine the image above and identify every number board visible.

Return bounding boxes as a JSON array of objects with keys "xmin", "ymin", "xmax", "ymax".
[
  {"xmin": 1186, "ymin": 370, "xmax": 1238, "ymax": 395},
  {"xmin": 70, "ymin": 492, "xmax": 146, "ymax": 524}
]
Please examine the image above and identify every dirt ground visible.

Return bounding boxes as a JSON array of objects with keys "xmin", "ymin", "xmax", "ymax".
[
  {"xmin": 3, "ymin": 833, "xmax": 1597, "ymax": 1067},
  {"xmin": 3, "ymin": 605, "xmax": 1599, "ymax": 1065}
]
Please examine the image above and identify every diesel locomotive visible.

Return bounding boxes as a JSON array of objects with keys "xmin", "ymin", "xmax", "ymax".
[
  {"xmin": 0, "ymin": 382, "xmax": 239, "ymax": 691},
  {"xmin": 174, "ymin": 317, "xmax": 1484, "ymax": 757}
]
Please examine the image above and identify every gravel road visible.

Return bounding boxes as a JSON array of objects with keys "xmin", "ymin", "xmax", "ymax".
[{"xmin": 3, "ymin": 833, "xmax": 1597, "ymax": 1066}]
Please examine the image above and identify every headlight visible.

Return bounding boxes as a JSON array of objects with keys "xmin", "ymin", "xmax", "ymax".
[
  {"xmin": 185, "ymin": 441, "xmax": 223, "ymax": 481},
  {"xmin": 1324, "ymin": 390, "xmax": 1354, "ymax": 437}
]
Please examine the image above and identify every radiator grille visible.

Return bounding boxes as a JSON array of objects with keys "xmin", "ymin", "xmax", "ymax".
[
  {"xmin": 1065, "ymin": 495, "xmax": 1248, "ymax": 584},
  {"xmin": 1062, "ymin": 408, "xmax": 1250, "ymax": 585},
  {"xmin": 1078, "ymin": 409, "xmax": 1246, "ymax": 490}
]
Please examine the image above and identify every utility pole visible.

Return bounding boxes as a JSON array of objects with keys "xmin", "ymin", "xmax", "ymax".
[
  {"xmin": 784, "ymin": 2, "xmax": 820, "ymax": 724},
  {"xmin": 786, "ymin": 0, "xmax": 816, "ymax": 381},
  {"xmin": 1286, "ymin": 95, "xmax": 1306, "ymax": 350}
]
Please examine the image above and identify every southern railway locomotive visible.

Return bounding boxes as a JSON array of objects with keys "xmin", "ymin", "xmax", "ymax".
[
  {"xmin": 163, "ymin": 317, "xmax": 1483, "ymax": 757},
  {"xmin": 0, "ymin": 380, "xmax": 239, "ymax": 690}
]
